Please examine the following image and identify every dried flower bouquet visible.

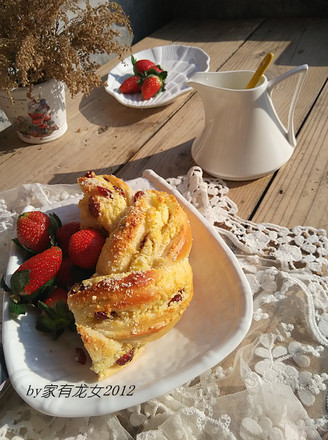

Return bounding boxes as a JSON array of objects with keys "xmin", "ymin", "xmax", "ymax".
[{"xmin": 0, "ymin": 0, "xmax": 132, "ymax": 97}]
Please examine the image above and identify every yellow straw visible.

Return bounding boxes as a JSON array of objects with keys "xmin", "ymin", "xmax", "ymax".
[{"xmin": 246, "ymin": 53, "xmax": 274, "ymax": 89}]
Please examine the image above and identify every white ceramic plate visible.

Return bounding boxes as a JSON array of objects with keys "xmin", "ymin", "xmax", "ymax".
[
  {"xmin": 3, "ymin": 170, "xmax": 252, "ymax": 417},
  {"xmin": 105, "ymin": 45, "xmax": 210, "ymax": 108}
]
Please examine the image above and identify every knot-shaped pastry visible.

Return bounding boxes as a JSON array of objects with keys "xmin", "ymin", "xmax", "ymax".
[
  {"xmin": 68, "ymin": 174, "xmax": 193, "ymax": 380},
  {"xmin": 77, "ymin": 170, "xmax": 133, "ymax": 233}
]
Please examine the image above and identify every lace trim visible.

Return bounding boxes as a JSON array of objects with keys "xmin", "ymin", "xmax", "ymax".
[
  {"xmin": 0, "ymin": 168, "xmax": 327, "ymax": 439},
  {"xmin": 168, "ymin": 167, "xmax": 328, "ymax": 348}
]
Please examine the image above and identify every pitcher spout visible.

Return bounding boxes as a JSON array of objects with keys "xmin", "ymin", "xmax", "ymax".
[
  {"xmin": 186, "ymin": 72, "xmax": 210, "ymax": 91},
  {"xmin": 188, "ymin": 66, "xmax": 308, "ymax": 181}
]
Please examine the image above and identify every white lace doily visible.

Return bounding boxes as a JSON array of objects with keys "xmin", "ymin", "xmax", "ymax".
[{"xmin": 0, "ymin": 167, "xmax": 328, "ymax": 439}]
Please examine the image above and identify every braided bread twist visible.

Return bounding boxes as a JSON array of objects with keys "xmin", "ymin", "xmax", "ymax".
[{"xmin": 68, "ymin": 174, "xmax": 193, "ymax": 380}]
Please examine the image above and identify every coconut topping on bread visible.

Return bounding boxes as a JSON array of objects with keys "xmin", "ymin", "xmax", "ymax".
[{"xmin": 68, "ymin": 172, "xmax": 193, "ymax": 380}]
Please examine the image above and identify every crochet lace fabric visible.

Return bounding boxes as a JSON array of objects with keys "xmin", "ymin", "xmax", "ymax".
[{"xmin": 0, "ymin": 167, "xmax": 327, "ymax": 439}]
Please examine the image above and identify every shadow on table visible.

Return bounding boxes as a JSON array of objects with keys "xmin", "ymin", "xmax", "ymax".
[
  {"xmin": 48, "ymin": 138, "xmax": 257, "ymax": 192},
  {"xmin": 0, "ymin": 126, "xmax": 34, "ymax": 155},
  {"xmin": 152, "ymin": 17, "xmax": 328, "ymax": 67}
]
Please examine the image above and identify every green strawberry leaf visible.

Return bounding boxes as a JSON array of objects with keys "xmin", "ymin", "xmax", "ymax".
[
  {"xmin": 131, "ymin": 55, "xmax": 137, "ymax": 74},
  {"xmin": 1, "ymin": 275, "xmax": 11, "ymax": 292},
  {"xmin": 50, "ymin": 212, "xmax": 62, "ymax": 229},
  {"xmin": 10, "ymin": 269, "xmax": 30, "ymax": 295},
  {"xmin": 25, "ymin": 279, "xmax": 56, "ymax": 304},
  {"xmin": 10, "ymin": 278, "xmax": 56, "ymax": 306},
  {"xmin": 147, "ymin": 68, "xmax": 167, "ymax": 81},
  {"xmin": 9, "ymin": 297, "xmax": 26, "ymax": 315},
  {"xmin": 159, "ymin": 70, "xmax": 168, "ymax": 81},
  {"xmin": 143, "ymin": 69, "xmax": 167, "ymax": 81},
  {"xmin": 37, "ymin": 299, "xmax": 58, "ymax": 319},
  {"xmin": 136, "ymin": 75, "xmax": 144, "ymax": 86},
  {"xmin": 12, "ymin": 238, "xmax": 37, "ymax": 256},
  {"xmin": 36, "ymin": 300, "xmax": 75, "ymax": 339},
  {"xmin": 48, "ymin": 213, "xmax": 62, "ymax": 246}
]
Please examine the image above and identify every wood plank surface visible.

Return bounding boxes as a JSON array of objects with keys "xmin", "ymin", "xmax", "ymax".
[
  {"xmin": 0, "ymin": 18, "xmax": 261, "ymax": 190},
  {"xmin": 224, "ymin": 17, "xmax": 328, "ymax": 224},
  {"xmin": 118, "ymin": 17, "xmax": 328, "ymax": 223},
  {"xmin": 0, "ymin": 17, "xmax": 327, "ymax": 231},
  {"xmin": 252, "ymin": 80, "xmax": 328, "ymax": 229},
  {"xmin": 215, "ymin": 17, "xmax": 328, "ymax": 219}
]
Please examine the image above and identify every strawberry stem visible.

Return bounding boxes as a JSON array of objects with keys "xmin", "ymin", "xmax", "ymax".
[{"xmin": 36, "ymin": 300, "xmax": 75, "ymax": 340}]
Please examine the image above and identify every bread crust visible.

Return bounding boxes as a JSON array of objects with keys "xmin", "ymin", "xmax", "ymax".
[
  {"xmin": 96, "ymin": 189, "xmax": 192, "ymax": 275},
  {"xmin": 68, "ymin": 174, "xmax": 193, "ymax": 380},
  {"xmin": 68, "ymin": 260, "xmax": 193, "ymax": 379},
  {"xmin": 78, "ymin": 172, "xmax": 132, "ymax": 233}
]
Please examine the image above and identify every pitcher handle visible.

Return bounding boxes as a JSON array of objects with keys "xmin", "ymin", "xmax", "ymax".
[{"xmin": 267, "ymin": 64, "xmax": 308, "ymax": 147}]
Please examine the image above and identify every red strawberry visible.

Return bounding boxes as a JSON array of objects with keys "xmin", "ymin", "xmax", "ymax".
[
  {"xmin": 56, "ymin": 256, "xmax": 74, "ymax": 288},
  {"xmin": 119, "ymin": 75, "xmax": 141, "ymax": 94},
  {"xmin": 11, "ymin": 246, "xmax": 62, "ymax": 295},
  {"xmin": 44, "ymin": 286, "xmax": 68, "ymax": 308},
  {"xmin": 56, "ymin": 256, "xmax": 94, "ymax": 289},
  {"xmin": 68, "ymin": 229, "xmax": 105, "ymax": 269},
  {"xmin": 56, "ymin": 221, "xmax": 80, "ymax": 254},
  {"xmin": 141, "ymin": 75, "xmax": 165, "ymax": 100},
  {"xmin": 132, "ymin": 56, "xmax": 162, "ymax": 75},
  {"xmin": 16, "ymin": 211, "xmax": 51, "ymax": 253},
  {"xmin": 15, "ymin": 211, "xmax": 61, "ymax": 254}
]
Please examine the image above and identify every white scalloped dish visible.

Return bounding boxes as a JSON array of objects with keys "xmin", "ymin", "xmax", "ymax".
[
  {"xmin": 105, "ymin": 45, "xmax": 210, "ymax": 108},
  {"xmin": 2, "ymin": 171, "xmax": 252, "ymax": 417}
]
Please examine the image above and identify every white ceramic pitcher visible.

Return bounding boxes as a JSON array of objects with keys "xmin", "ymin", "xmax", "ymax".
[{"xmin": 187, "ymin": 64, "xmax": 308, "ymax": 180}]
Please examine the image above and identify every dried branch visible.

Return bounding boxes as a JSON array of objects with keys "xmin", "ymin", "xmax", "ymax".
[{"xmin": 0, "ymin": 0, "xmax": 132, "ymax": 96}]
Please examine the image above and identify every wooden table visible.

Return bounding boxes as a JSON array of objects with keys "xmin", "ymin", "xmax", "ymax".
[{"xmin": 1, "ymin": 17, "xmax": 327, "ymax": 231}]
